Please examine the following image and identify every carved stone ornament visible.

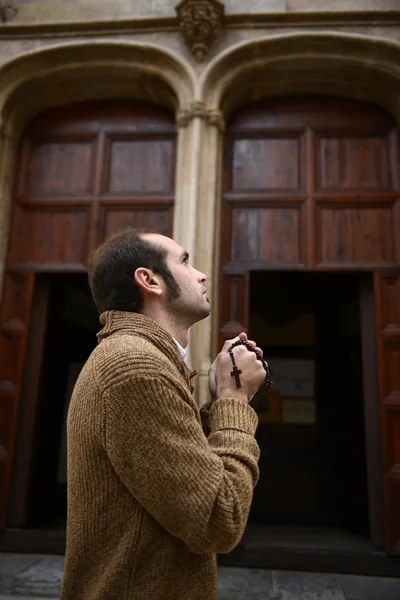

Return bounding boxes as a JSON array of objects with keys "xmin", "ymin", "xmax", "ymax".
[
  {"xmin": 0, "ymin": 1, "xmax": 17, "ymax": 23},
  {"xmin": 175, "ymin": 0, "xmax": 225, "ymax": 63},
  {"xmin": 177, "ymin": 101, "xmax": 225, "ymax": 132}
]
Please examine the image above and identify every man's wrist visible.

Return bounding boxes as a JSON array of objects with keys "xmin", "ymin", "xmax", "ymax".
[{"xmin": 216, "ymin": 389, "xmax": 249, "ymax": 404}]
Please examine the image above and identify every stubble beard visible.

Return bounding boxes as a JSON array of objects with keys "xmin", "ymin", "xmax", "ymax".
[{"xmin": 167, "ymin": 287, "xmax": 210, "ymax": 326}]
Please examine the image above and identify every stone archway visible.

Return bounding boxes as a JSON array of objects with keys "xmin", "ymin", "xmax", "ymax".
[
  {"xmin": 190, "ymin": 32, "xmax": 400, "ymax": 406},
  {"xmin": 191, "ymin": 32, "xmax": 400, "ymax": 554},
  {"xmin": 0, "ymin": 43, "xmax": 197, "ymax": 530},
  {"xmin": 0, "ymin": 41, "xmax": 196, "ymax": 293},
  {"xmin": 200, "ymin": 32, "xmax": 400, "ymax": 120}
]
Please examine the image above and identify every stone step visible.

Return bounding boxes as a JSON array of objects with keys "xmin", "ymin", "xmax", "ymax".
[
  {"xmin": 1, "ymin": 553, "xmax": 400, "ymax": 599},
  {"xmin": 0, "ymin": 596, "xmax": 54, "ymax": 600}
]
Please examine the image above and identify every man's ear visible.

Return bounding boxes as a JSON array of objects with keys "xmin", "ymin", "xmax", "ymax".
[{"xmin": 134, "ymin": 268, "xmax": 162, "ymax": 297}]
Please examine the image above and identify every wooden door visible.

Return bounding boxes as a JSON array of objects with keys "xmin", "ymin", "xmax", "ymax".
[
  {"xmin": 0, "ymin": 100, "xmax": 176, "ymax": 529},
  {"xmin": 220, "ymin": 96, "xmax": 400, "ymax": 554},
  {"xmin": 219, "ymin": 96, "xmax": 400, "ymax": 343},
  {"xmin": 375, "ymin": 270, "xmax": 400, "ymax": 554},
  {"xmin": 0, "ymin": 272, "xmax": 34, "ymax": 530}
]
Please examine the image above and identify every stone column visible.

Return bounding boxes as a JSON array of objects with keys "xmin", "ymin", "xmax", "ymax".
[
  {"xmin": 173, "ymin": 105, "xmax": 203, "ymax": 367},
  {"xmin": 174, "ymin": 101, "xmax": 225, "ymax": 406}
]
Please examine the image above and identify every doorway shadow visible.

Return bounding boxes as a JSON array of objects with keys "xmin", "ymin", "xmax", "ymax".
[
  {"xmin": 9, "ymin": 274, "xmax": 99, "ymax": 529},
  {"xmin": 247, "ymin": 271, "xmax": 373, "ymax": 551}
]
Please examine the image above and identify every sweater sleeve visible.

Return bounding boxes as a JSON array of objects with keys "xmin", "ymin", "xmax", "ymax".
[{"xmin": 104, "ymin": 374, "xmax": 260, "ymax": 555}]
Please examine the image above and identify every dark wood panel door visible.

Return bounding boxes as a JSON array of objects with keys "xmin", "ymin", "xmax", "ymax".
[
  {"xmin": 220, "ymin": 96, "xmax": 400, "ymax": 556},
  {"xmin": 10, "ymin": 100, "xmax": 176, "ymax": 271},
  {"xmin": 220, "ymin": 96, "xmax": 400, "ymax": 347},
  {"xmin": 0, "ymin": 272, "xmax": 34, "ymax": 529},
  {"xmin": 375, "ymin": 270, "xmax": 400, "ymax": 554},
  {"xmin": 0, "ymin": 100, "xmax": 176, "ymax": 529},
  {"xmin": 220, "ymin": 96, "xmax": 399, "ymax": 275}
]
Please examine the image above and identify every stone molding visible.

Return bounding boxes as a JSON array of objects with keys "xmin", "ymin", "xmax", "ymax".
[
  {"xmin": 177, "ymin": 101, "xmax": 225, "ymax": 131},
  {"xmin": 1, "ymin": 8, "xmax": 399, "ymax": 40},
  {"xmin": 175, "ymin": 0, "xmax": 225, "ymax": 63},
  {"xmin": 200, "ymin": 32, "xmax": 400, "ymax": 121},
  {"xmin": 0, "ymin": 41, "xmax": 195, "ymax": 124}
]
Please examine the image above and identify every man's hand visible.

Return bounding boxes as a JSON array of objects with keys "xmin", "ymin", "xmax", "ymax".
[
  {"xmin": 215, "ymin": 342, "xmax": 266, "ymax": 404},
  {"xmin": 208, "ymin": 333, "xmax": 264, "ymax": 403}
]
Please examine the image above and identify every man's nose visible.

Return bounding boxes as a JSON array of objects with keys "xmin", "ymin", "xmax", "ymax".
[{"xmin": 197, "ymin": 270, "xmax": 207, "ymax": 283}]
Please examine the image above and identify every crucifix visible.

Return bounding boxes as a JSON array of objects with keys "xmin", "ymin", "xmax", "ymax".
[
  {"xmin": 227, "ymin": 340, "xmax": 273, "ymax": 406},
  {"xmin": 228, "ymin": 349, "xmax": 242, "ymax": 388}
]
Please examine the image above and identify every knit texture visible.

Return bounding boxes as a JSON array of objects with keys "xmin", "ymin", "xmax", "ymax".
[{"xmin": 61, "ymin": 311, "xmax": 260, "ymax": 600}]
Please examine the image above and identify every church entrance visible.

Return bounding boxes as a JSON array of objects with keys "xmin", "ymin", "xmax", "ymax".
[
  {"xmin": 218, "ymin": 95, "xmax": 400, "ymax": 569},
  {"xmin": 0, "ymin": 100, "xmax": 176, "ymax": 549}
]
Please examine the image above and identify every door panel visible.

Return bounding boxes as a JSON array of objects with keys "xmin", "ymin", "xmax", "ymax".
[
  {"xmin": 319, "ymin": 207, "xmax": 393, "ymax": 263},
  {"xmin": 103, "ymin": 207, "xmax": 171, "ymax": 240},
  {"xmin": 317, "ymin": 136, "xmax": 391, "ymax": 190},
  {"xmin": 106, "ymin": 138, "xmax": 175, "ymax": 194},
  {"xmin": 232, "ymin": 137, "xmax": 301, "ymax": 191},
  {"xmin": 10, "ymin": 100, "xmax": 176, "ymax": 272},
  {"xmin": 221, "ymin": 96, "xmax": 399, "ymax": 275},
  {"xmin": 27, "ymin": 139, "xmax": 95, "ymax": 197},
  {"xmin": 0, "ymin": 272, "xmax": 34, "ymax": 530},
  {"xmin": 375, "ymin": 270, "xmax": 400, "ymax": 554},
  {"xmin": 9, "ymin": 209, "xmax": 90, "ymax": 268}
]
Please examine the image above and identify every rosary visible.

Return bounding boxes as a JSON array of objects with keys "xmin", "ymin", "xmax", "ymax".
[{"xmin": 228, "ymin": 339, "xmax": 273, "ymax": 405}]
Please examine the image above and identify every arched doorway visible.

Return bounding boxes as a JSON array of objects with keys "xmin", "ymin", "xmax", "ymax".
[
  {"xmin": 0, "ymin": 100, "xmax": 176, "ymax": 539},
  {"xmin": 219, "ymin": 96, "xmax": 400, "ymax": 559}
]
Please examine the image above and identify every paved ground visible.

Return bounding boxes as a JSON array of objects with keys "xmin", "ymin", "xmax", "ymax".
[
  {"xmin": 1, "ymin": 553, "xmax": 400, "ymax": 599},
  {"xmin": 0, "ymin": 597, "xmax": 51, "ymax": 600}
]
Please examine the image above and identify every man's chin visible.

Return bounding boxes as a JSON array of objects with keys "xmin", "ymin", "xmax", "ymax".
[
  {"xmin": 188, "ymin": 307, "xmax": 211, "ymax": 330},
  {"xmin": 196, "ymin": 302, "xmax": 212, "ymax": 322}
]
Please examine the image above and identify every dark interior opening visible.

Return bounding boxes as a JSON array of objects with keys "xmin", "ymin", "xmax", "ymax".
[
  {"xmin": 25, "ymin": 274, "xmax": 98, "ymax": 528},
  {"xmin": 247, "ymin": 271, "xmax": 370, "ymax": 551},
  {"xmin": 13, "ymin": 270, "xmax": 373, "ymax": 551}
]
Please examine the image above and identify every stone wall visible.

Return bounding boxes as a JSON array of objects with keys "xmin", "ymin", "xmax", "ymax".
[{"xmin": 8, "ymin": 0, "xmax": 400, "ymax": 19}]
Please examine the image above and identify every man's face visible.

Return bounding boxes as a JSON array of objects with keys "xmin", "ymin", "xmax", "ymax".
[{"xmin": 145, "ymin": 234, "xmax": 211, "ymax": 324}]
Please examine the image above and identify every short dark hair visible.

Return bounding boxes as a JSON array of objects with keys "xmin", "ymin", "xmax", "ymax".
[{"xmin": 88, "ymin": 228, "xmax": 180, "ymax": 314}]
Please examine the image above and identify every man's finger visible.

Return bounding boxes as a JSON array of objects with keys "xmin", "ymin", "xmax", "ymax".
[{"xmin": 221, "ymin": 332, "xmax": 248, "ymax": 352}]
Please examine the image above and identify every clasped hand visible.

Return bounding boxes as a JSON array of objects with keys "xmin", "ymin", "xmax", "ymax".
[{"xmin": 208, "ymin": 332, "xmax": 267, "ymax": 405}]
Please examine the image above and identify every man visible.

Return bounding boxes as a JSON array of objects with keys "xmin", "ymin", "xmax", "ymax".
[{"xmin": 61, "ymin": 228, "xmax": 265, "ymax": 600}]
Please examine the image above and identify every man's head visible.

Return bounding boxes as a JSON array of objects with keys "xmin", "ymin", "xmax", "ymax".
[{"xmin": 88, "ymin": 228, "xmax": 210, "ymax": 327}]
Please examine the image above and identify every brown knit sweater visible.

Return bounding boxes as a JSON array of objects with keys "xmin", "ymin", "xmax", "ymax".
[{"xmin": 61, "ymin": 311, "xmax": 260, "ymax": 600}]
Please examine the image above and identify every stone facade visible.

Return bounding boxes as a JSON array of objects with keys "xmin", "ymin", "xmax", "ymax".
[{"xmin": 0, "ymin": 0, "xmax": 400, "ymax": 405}]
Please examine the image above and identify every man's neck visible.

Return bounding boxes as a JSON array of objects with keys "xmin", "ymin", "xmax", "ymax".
[{"xmin": 141, "ymin": 307, "xmax": 189, "ymax": 349}]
